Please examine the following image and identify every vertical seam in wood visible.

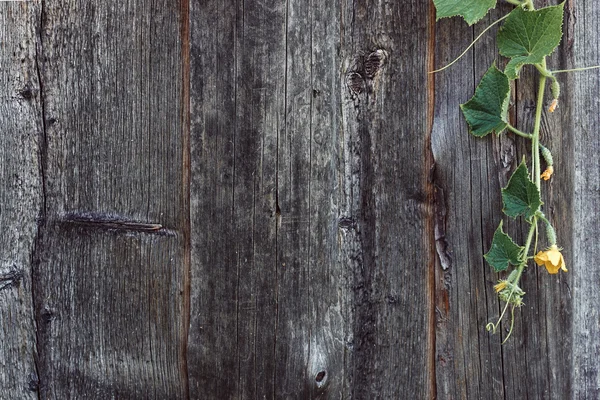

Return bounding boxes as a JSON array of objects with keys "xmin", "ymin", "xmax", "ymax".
[
  {"xmin": 338, "ymin": 5, "xmax": 346, "ymax": 399},
  {"xmin": 180, "ymin": 0, "xmax": 191, "ymax": 398},
  {"xmin": 426, "ymin": 1, "xmax": 437, "ymax": 399},
  {"xmin": 34, "ymin": 0, "xmax": 48, "ymax": 222},
  {"xmin": 273, "ymin": 0, "xmax": 287, "ymax": 398},
  {"xmin": 31, "ymin": 1, "xmax": 47, "ymax": 398}
]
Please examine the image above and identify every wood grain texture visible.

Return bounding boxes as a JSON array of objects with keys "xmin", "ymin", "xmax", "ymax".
[
  {"xmin": 0, "ymin": 3, "xmax": 43, "ymax": 398},
  {"xmin": 188, "ymin": 0, "xmax": 282, "ymax": 397},
  {"xmin": 432, "ymin": 9, "xmax": 505, "ymax": 400},
  {"xmin": 189, "ymin": 0, "xmax": 434, "ymax": 398},
  {"xmin": 32, "ymin": 1, "xmax": 187, "ymax": 398},
  {"xmin": 339, "ymin": 1, "xmax": 433, "ymax": 398},
  {"xmin": 1, "ymin": 0, "xmax": 596, "ymax": 398},
  {"xmin": 572, "ymin": 0, "xmax": 600, "ymax": 398}
]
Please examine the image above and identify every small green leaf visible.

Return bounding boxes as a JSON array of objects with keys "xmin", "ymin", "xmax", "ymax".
[
  {"xmin": 502, "ymin": 161, "xmax": 542, "ymax": 220},
  {"xmin": 433, "ymin": 0, "xmax": 497, "ymax": 25},
  {"xmin": 460, "ymin": 65, "xmax": 510, "ymax": 137},
  {"xmin": 484, "ymin": 221, "xmax": 524, "ymax": 272},
  {"xmin": 497, "ymin": 3, "xmax": 565, "ymax": 79}
]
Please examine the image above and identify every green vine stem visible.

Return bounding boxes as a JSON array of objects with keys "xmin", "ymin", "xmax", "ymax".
[
  {"xmin": 506, "ymin": 123, "xmax": 532, "ymax": 139},
  {"xmin": 533, "ymin": 72, "xmax": 546, "ymax": 188}
]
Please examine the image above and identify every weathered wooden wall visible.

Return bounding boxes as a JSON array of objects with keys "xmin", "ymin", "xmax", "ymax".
[
  {"xmin": 0, "ymin": 0, "xmax": 597, "ymax": 399},
  {"xmin": 432, "ymin": 0, "xmax": 577, "ymax": 398},
  {"xmin": 0, "ymin": 3, "xmax": 42, "ymax": 397}
]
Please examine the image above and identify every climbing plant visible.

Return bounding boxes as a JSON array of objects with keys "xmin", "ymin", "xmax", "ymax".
[{"xmin": 431, "ymin": 0, "xmax": 588, "ymax": 340}]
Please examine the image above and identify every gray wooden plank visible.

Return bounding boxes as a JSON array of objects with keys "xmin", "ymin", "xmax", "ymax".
[
  {"xmin": 33, "ymin": 1, "xmax": 187, "ymax": 397},
  {"xmin": 0, "ymin": 3, "xmax": 43, "ymax": 398},
  {"xmin": 339, "ymin": 0, "xmax": 434, "ymax": 398},
  {"xmin": 35, "ymin": 224, "xmax": 185, "ymax": 398},
  {"xmin": 274, "ymin": 0, "xmax": 348, "ymax": 397},
  {"xmin": 431, "ymin": 10, "xmax": 488, "ymax": 399},
  {"xmin": 306, "ymin": 1, "xmax": 346, "ymax": 398},
  {"xmin": 274, "ymin": 0, "xmax": 317, "ymax": 396},
  {"xmin": 572, "ymin": 0, "xmax": 600, "ymax": 398},
  {"xmin": 188, "ymin": 0, "xmax": 283, "ymax": 398}
]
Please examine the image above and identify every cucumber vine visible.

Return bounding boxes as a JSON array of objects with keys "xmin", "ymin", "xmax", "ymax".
[{"xmin": 431, "ymin": 0, "xmax": 597, "ymax": 341}]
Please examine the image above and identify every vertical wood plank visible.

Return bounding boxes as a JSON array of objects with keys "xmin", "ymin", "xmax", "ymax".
[
  {"xmin": 572, "ymin": 0, "xmax": 600, "ymax": 397},
  {"xmin": 188, "ymin": 0, "xmax": 237, "ymax": 396},
  {"xmin": 340, "ymin": 1, "xmax": 434, "ymax": 398},
  {"xmin": 307, "ymin": 1, "xmax": 346, "ymax": 397},
  {"xmin": 432, "ymin": 11, "xmax": 489, "ymax": 399},
  {"xmin": 0, "ymin": 3, "xmax": 43, "ymax": 398},
  {"xmin": 188, "ymin": 0, "xmax": 283, "ymax": 398},
  {"xmin": 33, "ymin": 1, "xmax": 187, "ymax": 397},
  {"xmin": 275, "ymin": 0, "xmax": 348, "ymax": 397},
  {"xmin": 273, "ymin": 0, "xmax": 313, "ymax": 395}
]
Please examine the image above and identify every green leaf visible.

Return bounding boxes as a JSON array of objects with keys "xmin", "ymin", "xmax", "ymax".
[
  {"xmin": 497, "ymin": 3, "xmax": 565, "ymax": 79},
  {"xmin": 484, "ymin": 221, "xmax": 524, "ymax": 272},
  {"xmin": 433, "ymin": 0, "xmax": 497, "ymax": 25},
  {"xmin": 502, "ymin": 160, "xmax": 542, "ymax": 220},
  {"xmin": 460, "ymin": 65, "xmax": 510, "ymax": 137}
]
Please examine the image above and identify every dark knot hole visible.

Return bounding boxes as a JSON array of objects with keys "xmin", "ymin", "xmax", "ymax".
[{"xmin": 315, "ymin": 371, "xmax": 326, "ymax": 383}]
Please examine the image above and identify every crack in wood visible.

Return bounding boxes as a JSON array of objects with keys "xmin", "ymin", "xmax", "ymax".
[
  {"xmin": 434, "ymin": 183, "xmax": 452, "ymax": 272},
  {"xmin": 59, "ymin": 214, "xmax": 165, "ymax": 233}
]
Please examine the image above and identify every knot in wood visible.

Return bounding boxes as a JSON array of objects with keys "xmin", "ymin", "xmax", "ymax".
[
  {"xmin": 338, "ymin": 216, "xmax": 356, "ymax": 230},
  {"xmin": 364, "ymin": 49, "xmax": 387, "ymax": 79},
  {"xmin": 19, "ymin": 85, "xmax": 34, "ymax": 100},
  {"xmin": 346, "ymin": 72, "xmax": 365, "ymax": 95},
  {"xmin": 315, "ymin": 370, "xmax": 326, "ymax": 383},
  {"xmin": 315, "ymin": 370, "xmax": 328, "ymax": 390}
]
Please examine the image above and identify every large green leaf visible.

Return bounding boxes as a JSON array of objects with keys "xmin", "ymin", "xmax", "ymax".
[
  {"xmin": 433, "ymin": 0, "xmax": 496, "ymax": 25},
  {"xmin": 502, "ymin": 160, "xmax": 542, "ymax": 220},
  {"xmin": 484, "ymin": 221, "xmax": 524, "ymax": 272},
  {"xmin": 460, "ymin": 65, "xmax": 510, "ymax": 137},
  {"xmin": 497, "ymin": 3, "xmax": 565, "ymax": 79}
]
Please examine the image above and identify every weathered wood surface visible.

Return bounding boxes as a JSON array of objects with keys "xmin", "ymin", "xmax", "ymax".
[
  {"xmin": 572, "ymin": 1, "xmax": 600, "ymax": 398},
  {"xmin": 31, "ymin": 1, "xmax": 188, "ymax": 398},
  {"xmin": 0, "ymin": 3, "xmax": 43, "ymax": 398},
  {"xmin": 189, "ymin": 0, "xmax": 433, "ymax": 398},
  {"xmin": 1, "ymin": 0, "xmax": 599, "ymax": 399},
  {"xmin": 432, "ymin": 1, "xmax": 575, "ymax": 399}
]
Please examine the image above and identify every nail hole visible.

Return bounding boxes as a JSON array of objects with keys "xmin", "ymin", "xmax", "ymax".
[{"xmin": 315, "ymin": 370, "xmax": 326, "ymax": 383}]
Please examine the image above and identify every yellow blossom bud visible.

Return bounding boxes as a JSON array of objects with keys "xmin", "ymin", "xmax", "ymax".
[
  {"xmin": 541, "ymin": 166, "xmax": 554, "ymax": 181},
  {"xmin": 494, "ymin": 281, "xmax": 507, "ymax": 293}
]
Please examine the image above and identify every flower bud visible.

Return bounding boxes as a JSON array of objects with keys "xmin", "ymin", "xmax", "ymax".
[
  {"xmin": 551, "ymin": 79, "xmax": 561, "ymax": 100},
  {"xmin": 540, "ymin": 145, "xmax": 553, "ymax": 166}
]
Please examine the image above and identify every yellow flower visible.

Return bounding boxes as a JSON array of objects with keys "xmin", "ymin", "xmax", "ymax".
[
  {"xmin": 541, "ymin": 166, "xmax": 554, "ymax": 181},
  {"xmin": 534, "ymin": 245, "xmax": 567, "ymax": 274},
  {"xmin": 494, "ymin": 281, "xmax": 508, "ymax": 292},
  {"xmin": 548, "ymin": 98, "xmax": 559, "ymax": 113}
]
